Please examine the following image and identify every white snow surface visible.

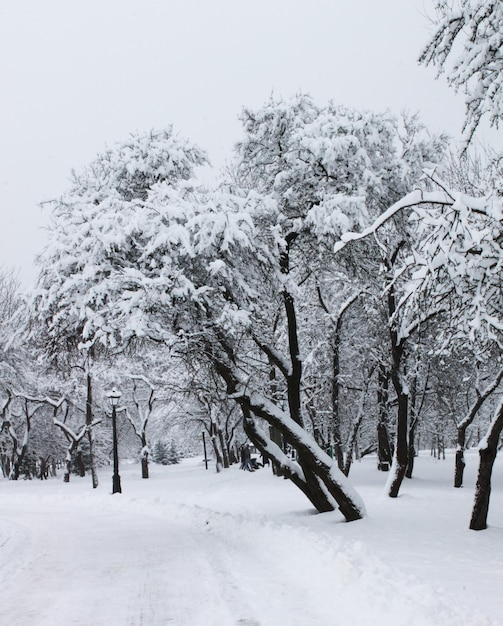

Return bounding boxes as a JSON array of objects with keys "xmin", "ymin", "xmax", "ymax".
[{"xmin": 0, "ymin": 450, "xmax": 501, "ymax": 626}]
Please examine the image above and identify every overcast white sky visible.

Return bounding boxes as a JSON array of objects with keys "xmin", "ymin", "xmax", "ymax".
[{"xmin": 0, "ymin": 0, "xmax": 489, "ymax": 289}]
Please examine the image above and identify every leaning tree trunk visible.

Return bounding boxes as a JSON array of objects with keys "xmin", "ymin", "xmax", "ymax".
[
  {"xmin": 469, "ymin": 400, "xmax": 503, "ymax": 531},
  {"xmin": 279, "ymin": 238, "xmax": 342, "ymax": 512},
  {"xmin": 243, "ymin": 408, "xmax": 333, "ymax": 510},
  {"xmin": 243, "ymin": 392, "xmax": 365, "ymax": 520},
  {"xmin": 210, "ymin": 339, "xmax": 365, "ymax": 521}
]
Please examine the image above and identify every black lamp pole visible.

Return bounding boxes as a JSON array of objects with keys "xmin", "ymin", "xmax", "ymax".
[{"xmin": 108, "ymin": 388, "xmax": 122, "ymax": 494}]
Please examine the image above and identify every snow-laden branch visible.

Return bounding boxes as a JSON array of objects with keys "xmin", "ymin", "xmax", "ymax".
[
  {"xmin": 252, "ymin": 335, "xmax": 291, "ymax": 379},
  {"xmin": 458, "ymin": 366, "xmax": 503, "ymax": 431},
  {"xmin": 10, "ymin": 391, "xmax": 66, "ymax": 409},
  {"xmin": 128, "ymin": 374, "xmax": 157, "ymax": 391},
  {"xmin": 333, "ymin": 188, "xmax": 454, "ymax": 256},
  {"xmin": 53, "ymin": 419, "xmax": 89, "ymax": 443},
  {"xmin": 233, "ymin": 386, "xmax": 366, "ymax": 515}
]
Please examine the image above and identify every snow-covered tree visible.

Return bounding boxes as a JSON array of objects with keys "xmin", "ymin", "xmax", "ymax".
[
  {"xmin": 420, "ymin": 0, "xmax": 503, "ymax": 149},
  {"xmin": 33, "ymin": 98, "xmax": 445, "ymax": 521},
  {"xmin": 0, "ymin": 272, "xmax": 31, "ymax": 392},
  {"xmin": 123, "ymin": 374, "xmax": 158, "ymax": 479},
  {"xmin": 33, "ymin": 129, "xmax": 208, "ymax": 487},
  {"xmin": 151, "ymin": 440, "xmax": 169, "ymax": 465},
  {"xmin": 33, "ymin": 128, "xmax": 208, "ymax": 352},
  {"xmin": 336, "ymin": 165, "xmax": 503, "ymax": 528}
]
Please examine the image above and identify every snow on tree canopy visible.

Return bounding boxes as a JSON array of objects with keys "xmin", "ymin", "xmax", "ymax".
[
  {"xmin": 234, "ymin": 94, "xmax": 446, "ymax": 244},
  {"xmin": 33, "ymin": 130, "xmax": 211, "ymax": 350},
  {"xmin": 420, "ymin": 0, "xmax": 503, "ymax": 149},
  {"xmin": 396, "ymin": 178, "xmax": 503, "ymax": 351}
]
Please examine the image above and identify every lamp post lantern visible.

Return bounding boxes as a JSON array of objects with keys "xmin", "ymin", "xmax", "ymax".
[{"xmin": 108, "ymin": 387, "xmax": 122, "ymax": 494}]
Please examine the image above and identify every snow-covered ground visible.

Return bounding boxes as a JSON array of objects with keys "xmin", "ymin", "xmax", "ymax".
[{"xmin": 0, "ymin": 450, "xmax": 501, "ymax": 626}]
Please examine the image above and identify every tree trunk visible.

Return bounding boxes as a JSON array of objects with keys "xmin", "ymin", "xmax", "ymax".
[
  {"xmin": 469, "ymin": 400, "xmax": 503, "ymax": 530},
  {"xmin": 243, "ymin": 409, "xmax": 335, "ymax": 513},
  {"xmin": 269, "ymin": 425, "xmax": 285, "ymax": 476},
  {"xmin": 213, "ymin": 352, "xmax": 365, "ymax": 520},
  {"xmin": 218, "ymin": 429, "xmax": 230, "ymax": 469},
  {"xmin": 453, "ymin": 366, "xmax": 503, "ymax": 488},
  {"xmin": 86, "ymin": 373, "xmax": 99, "ymax": 489},
  {"xmin": 405, "ymin": 417, "xmax": 418, "ymax": 479},
  {"xmin": 239, "ymin": 391, "xmax": 365, "ymax": 521},
  {"xmin": 454, "ymin": 426, "xmax": 467, "ymax": 488},
  {"xmin": 377, "ymin": 365, "xmax": 392, "ymax": 471},
  {"xmin": 209, "ymin": 421, "xmax": 224, "ymax": 472},
  {"xmin": 405, "ymin": 375, "xmax": 418, "ymax": 479},
  {"xmin": 331, "ymin": 324, "xmax": 344, "ymax": 471},
  {"xmin": 64, "ymin": 442, "xmax": 76, "ymax": 482},
  {"xmin": 387, "ymin": 390, "xmax": 408, "ymax": 498},
  {"xmin": 343, "ymin": 410, "xmax": 363, "ymax": 477},
  {"xmin": 76, "ymin": 448, "xmax": 86, "ymax": 477},
  {"xmin": 10, "ymin": 460, "xmax": 20, "ymax": 480},
  {"xmin": 385, "ymin": 247, "xmax": 409, "ymax": 499},
  {"xmin": 141, "ymin": 456, "xmax": 149, "ymax": 479},
  {"xmin": 280, "ymin": 236, "xmax": 339, "ymax": 510},
  {"xmin": 141, "ymin": 434, "xmax": 149, "ymax": 479}
]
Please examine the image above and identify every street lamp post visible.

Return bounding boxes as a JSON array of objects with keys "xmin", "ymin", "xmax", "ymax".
[{"xmin": 108, "ymin": 387, "xmax": 122, "ymax": 494}]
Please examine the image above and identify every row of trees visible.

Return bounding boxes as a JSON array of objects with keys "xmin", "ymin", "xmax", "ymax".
[
  {"xmin": 0, "ymin": 272, "xmax": 235, "ymax": 483},
  {"xmin": 1, "ymin": 0, "xmax": 502, "ymax": 530}
]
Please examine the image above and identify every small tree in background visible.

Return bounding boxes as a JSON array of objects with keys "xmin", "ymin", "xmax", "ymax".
[
  {"xmin": 166, "ymin": 440, "xmax": 180, "ymax": 465},
  {"xmin": 151, "ymin": 440, "xmax": 169, "ymax": 465}
]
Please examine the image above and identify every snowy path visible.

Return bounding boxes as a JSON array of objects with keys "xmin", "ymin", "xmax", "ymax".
[
  {"xmin": 0, "ymin": 458, "xmax": 499, "ymax": 626},
  {"xmin": 0, "ymin": 500, "xmax": 314, "ymax": 625},
  {"xmin": 0, "ymin": 493, "xmax": 356, "ymax": 626}
]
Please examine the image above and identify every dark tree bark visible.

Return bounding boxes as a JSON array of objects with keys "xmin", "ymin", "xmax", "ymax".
[
  {"xmin": 126, "ymin": 377, "xmax": 157, "ymax": 480},
  {"xmin": 388, "ymin": 391, "xmax": 408, "ymax": 498},
  {"xmin": 64, "ymin": 441, "xmax": 77, "ymax": 482},
  {"xmin": 6, "ymin": 398, "xmax": 41, "ymax": 481},
  {"xmin": 243, "ymin": 408, "xmax": 333, "ymax": 511},
  {"xmin": 454, "ymin": 431, "xmax": 467, "ymax": 489},
  {"xmin": 469, "ymin": 400, "xmax": 503, "ymax": 531}
]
